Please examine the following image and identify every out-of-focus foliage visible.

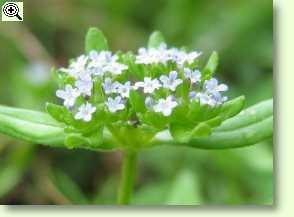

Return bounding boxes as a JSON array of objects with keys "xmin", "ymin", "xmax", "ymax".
[{"xmin": 0, "ymin": 0, "xmax": 272, "ymax": 204}]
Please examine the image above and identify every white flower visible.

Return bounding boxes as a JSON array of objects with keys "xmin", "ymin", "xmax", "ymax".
[
  {"xmin": 153, "ymin": 96, "xmax": 178, "ymax": 116},
  {"xmin": 102, "ymin": 78, "xmax": 120, "ymax": 94},
  {"xmin": 75, "ymin": 76, "xmax": 93, "ymax": 96},
  {"xmin": 88, "ymin": 51, "xmax": 120, "ymax": 77},
  {"xmin": 117, "ymin": 81, "xmax": 132, "ymax": 98},
  {"xmin": 89, "ymin": 66, "xmax": 105, "ymax": 77},
  {"xmin": 184, "ymin": 68, "xmax": 201, "ymax": 84},
  {"xmin": 104, "ymin": 62, "xmax": 128, "ymax": 75},
  {"xmin": 60, "ymin": 55, "xmax": 88, "ymax": 79},
  {"xmin": 135, "ymin": 43, "xmax": 169, "ymax": 65},
  {"xmin": 56, "ymin": 84, "xmax": 80, "ymax": 108},
  {"xmin": 196, "ymin": 91, "xmax": 227, "ymax": 107},
  {"xmin": 204, "ymin": 78, "xmax": 228, "ymax": 93},
  {"xmin": 74, "ymin": 102, "xmax": 96, "ymax": 122},
  {"xmin": 97, "ymin": 51, "xmax": 118, "ymax": 63},
  {"xmin": 160, "ymin": 71, "xmax": 183, "ymax": 91},
  {"xmin": 88, "ymin": 51, "xmax": 117, "ymax": 67},
  {"xmin": 106, "ymin": 96, "xmax": 125, "ymax": 113},
  {"xmin": 176, "ymin": 51, "xmax": 201, "ymax": 66},
  {"xmin": 134, "ymin": 77, "xmax": 161, "ymax": 93},
  {"xmin": 196, "ymin": 92, "xmax": 216, "ymax": 107}
]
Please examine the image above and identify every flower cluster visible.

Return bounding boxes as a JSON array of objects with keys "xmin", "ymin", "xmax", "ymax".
[
  {"xmin": 56, "ymin": 43, "xmax": 228, "ymax": 123},
  {"xmin": 136, "ymin": 43, "xmax": 201, "ymax": 66},
  {"xmin": 56, "ymin": 51, "xmax": 128, "ymax": 121}
]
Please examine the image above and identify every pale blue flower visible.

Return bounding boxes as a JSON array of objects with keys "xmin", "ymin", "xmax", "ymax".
[
  {"xmin": 117, "ymin": 81, "xmax": 132, "ymax": 98},
  {"xmin": 60, "ymin": 55, "xmax": 88, "ymax": 79},
  {"xmin": 106, "ymin": 96, "xmax": 125, "ymax": 113},
  {"xmin": 184, "ymin": 68, "xmax": 201, "ymax": 84},
  {"xmin": 75, "ymin": 77, "xmax": 93, "ymax": 96},
  {"xmin": 74, "ymin": 102, "xmax": 96, "ymax": 122},
  {"xmin": 104, "ymin": 62, "xmax": 128, "ymax": 75},
  {"xmin": 153, "ymin": 96, "xmax": 178, "ymax": 116},
  {"xmin": 160, "ymin": 71, "xmax": 183, "ymax": 91},
  {"xmin": 204, "ymin": 78, "xmax": 228, "ymax": 93},
  {"xmin": 56, "ymin": 84, "xmax": 80, "ymax": 108},
  {"xmin": 102, "ymin": 78, "xmax": 119, "ymax": 94},
  {"xmin": 134, "ymin": 77, "xmax": 161, "ymax": 93}
]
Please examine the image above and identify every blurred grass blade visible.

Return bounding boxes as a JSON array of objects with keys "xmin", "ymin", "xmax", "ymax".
[
  {"xmin": 148, "ymin": 31, "xmax": 165, "ymax": 48},
  {"xmin": 0, "ymin": 144, "xmax": 35, "ymax": 197},
  {"xmin": 50, "ymin": 169, "xmax": 89, "ymax": 204},
  {"xmin": 153, "ymin": 98, "xmax": 273, "ymax": 149},
  {"xmin": 165, "ymin": 169, "xmax": 202, "ymax": 205},
  {"xmin": 85, "ymin": 27, "xmax": 108, "ymax": 53},
  {"xmin": 0, "ymin": 105, "xmax": 66, "ymax": 147}
]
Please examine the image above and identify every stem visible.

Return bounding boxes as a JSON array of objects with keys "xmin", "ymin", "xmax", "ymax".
[{"xmin": 117, "ymin": 150, "xmax": 138, "ymax": 205}]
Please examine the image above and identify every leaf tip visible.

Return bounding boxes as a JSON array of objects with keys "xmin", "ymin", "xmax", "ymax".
[{"xmin": 148, "ymin": 31, "xmax": 165, "ymax": 48}]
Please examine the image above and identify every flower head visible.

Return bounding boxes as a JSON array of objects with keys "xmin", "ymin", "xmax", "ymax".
[
  {"xmin": 184, "ymin": 68, "xmax": 201, "ymax": 84},
  {"xmin": 102, "ymin": 78, "xmax": 119, "ymax": 94},
  {"xmin": 75, "ymin": 77, "xmax": 93, "ymax": 97},
  {"xmin": 88, "ymin": 51, "xmax": 117, "ymax": 67},
  {"xmin": 55, "ymin": 39, "xmax": 229, "ymax": 124},
  {"xmin": 117, "ymin": 81, "xmax": 132, "ymax": 98},
  {"xmin": 153, "ymin": 96, "xmax": 178, "ymax": 116},
  {"xmin": 104, "ymin": 62, "xmax": 128, "ymax": 75},
  {"xmin": 106, "ymin": 96, "xmax": 125, "ymax": 113},
  {"xmin": 60, "ymin": 55, "xmax": 88, "ymax": 79},
  {"xmin": 56, "ymin": 85, "xmax": 80, "ymax": 108},
  {"xmin": 178, "ymin": 51, "xmax": 201, "ymax": 65},
  {"xmin": 134, "ymin": 77, "xmax": 161, "ymax": 93},
  {"xmin": 74, "ymin": 102, "xmax": 96, "ymax": 122},
  {"xmin": 204, "ymin": 78, "xmax": 228, "ymax": 93},
  {"xmin": 160, "ymin": 71, "xmax": 183, "ymax": 91}
]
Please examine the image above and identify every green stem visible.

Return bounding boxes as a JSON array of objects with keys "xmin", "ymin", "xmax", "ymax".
[{"xmin": 117, "ymin": 150, "xmax": 138, "ymax": 205}]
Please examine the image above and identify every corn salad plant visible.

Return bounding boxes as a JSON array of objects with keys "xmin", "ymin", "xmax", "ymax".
[{"xmin": 0, "ymin": 27, "xmax": 273, "ymax": 205}]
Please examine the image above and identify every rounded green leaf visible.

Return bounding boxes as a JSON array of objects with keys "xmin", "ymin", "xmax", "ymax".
[
  {"xmin": 148, "ymin": 31, "xmax": 165, "ymax": 48},
  {"xmin": 202, "ymin": 51, "xmax": 219, "ymax": 81},
  {"xmin": 85, "ymin": 27, "xmax": 108, "ymax": 53}
]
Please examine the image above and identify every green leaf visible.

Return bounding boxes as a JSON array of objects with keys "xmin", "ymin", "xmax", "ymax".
[
  {"xmin": 218, "ymin": 95, "xmax": 245, "ymax": 120},
  {"xmin": 65, "ymin": 126, "xmax": 104, "ymax": 149},
  {"xmin": 216, "ymin": 99, "xmax": 272, "ymax": 132},
  {"xmin": 165, "ymin": 169, "xmax": 202, "ymax": 205},
  {"xmin": 46, "ymin": 102, "xmax": 73, "ymax": 124},
  {"xmin": 85, "ymin": 27, "xmax": 108, "ymax": 53},
  {"xmin": 139, "ymin": 111, "xmax": 168, "ymax": 130},
  {"xmin": 192, "ymin": 122, "xmax": 211, "ymax": 137},
  {"xmin": 153, "ymin": 99, "xmax": 273, "ymax": 149},
  {"xmin": 0, "ymin": 105, "xmax": 66, "ymax": 147},
  {"xmin": 202, "ymin": 51, "xmax": 219, "ymax": 81},
  {"xmin": 169, "ymin": 123, "xmax": 192, "ymax": 143},
  {"xmin": 129, "ymin": 90, "xmax": 146, "ymax": 113},
  {"xmin": 0, "ymin": 105, "xmax": 61, "ymax": 127},
  {"xmin": 148, "ymin": 31, "xmax": 165, "ymax": 48},
  {"xmin": 0, "ymin": 105, "xmax": 117, "ymax": 151},
  {"xmin": 50, "ymin": 169, "xmax": 89, "ymax": 204},
  {"xmin": 169, "ymin": 121, "xmax": 212, "ymax": 143}
]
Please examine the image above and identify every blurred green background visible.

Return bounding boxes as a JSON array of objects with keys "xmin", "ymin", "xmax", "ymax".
[{"xmin": 0, "ymin": 0, "xmax": 272, "ymax": 205}]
